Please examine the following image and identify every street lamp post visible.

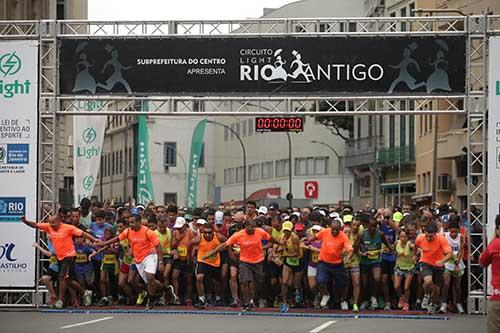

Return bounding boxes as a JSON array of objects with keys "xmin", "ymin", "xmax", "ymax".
[
  {"xmin": 153, "ymin": 141, "xmax": 188, "ymax": 205},
  {"xmin": 206, "ymin": 120, "xmax": 247, "ymax": 205},
  {"xmin": 310, "ymin": 140, "xmax": 345, "ymax": 202}
]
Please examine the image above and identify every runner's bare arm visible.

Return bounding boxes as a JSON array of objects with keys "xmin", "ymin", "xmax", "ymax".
[
  {"xmin": 81, "ymin": 231, "xmax": 99, "ymax": 243},
  {"xmin": 98, "ymin": 235, "xmax": 120, "ymax": 247},
  {"xmin": 380, "ymin": 232, "xmax": 394, "ymax": 251},
  {"xmin": 21, "ymin": 216, "xmax": 38, "ymax": 228},
  {"xmin": 226, "ymin": 245, "xmax": 238, "ymax": 262},
  {"xmin": 190, "ymin": 234, "xmax": 201, "ymax": 247},
  {"xmin": 216, "ymin": 233, "xmax": 227, "ymax": 243},
  {"xmin": 201, "ymin": 242, "xmax": 227, "ymax": 260},
  {"xmin": 268, "ymin": 236, "xmax": 284, "ymax": 246},
  {"xmin": 436, "ymin": 250, "xmax": 453, "ymax": 266},
  {"xmin": 32, "ymin": 242, "xmax": 52, "ymax": 257}
]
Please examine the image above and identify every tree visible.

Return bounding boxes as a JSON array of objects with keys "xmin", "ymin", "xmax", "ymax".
[{"xmin": 312, "ymin": 101, "xmax": 353, "ymax": 140}]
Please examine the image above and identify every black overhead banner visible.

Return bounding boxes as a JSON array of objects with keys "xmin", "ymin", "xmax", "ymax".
[{"xmin": 59, "ymin": 37, "xmax": 466, "ymax": 95}]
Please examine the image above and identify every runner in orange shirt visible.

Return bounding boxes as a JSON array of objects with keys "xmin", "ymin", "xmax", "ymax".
[
  {"xmin": 191, "ymin": 223, "xmax": 227, "ymax": 308},
  {"xmin": 98, "ymin": 213, "xmax": 164, "ymax": 310},
  {"xmin": 171, "ymin": 216, "xmax": 196, "ymax": 305},
  {"xmin": 413, "ymin": 222, "xmax": 452, "ymax": 314},
  {"xmin": 203, "ymin": 219, "xmax": 282, "ymax": 311},
  {"xmin": 308, "ymin": 219, "xmax": 353, "ymax": 309},
  {"xmin": 22, "ymin": 215, "xmax": 98, "ymax": 309}
]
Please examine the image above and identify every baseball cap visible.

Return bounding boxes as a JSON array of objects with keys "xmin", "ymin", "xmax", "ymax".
[
  {"xmin": 294, "ymin": 223, "xmax": 305, "ymax": 232},
  {"xmin": 292, "ymin": 212, "xmax": 301, "ymax": 218},
  {"xmin": 130, "ymin": 208, "xmax": 140, "ymax": 216},
  {"xmin": 269, "ymin": 202, "xmax": 279, "ymax": 210},
  {"xmin": 196, "ymin": 218, "xmax": 207, "ymax": 225},
  {"xmin": 282, "ymin": 221, "xmax": 294, "ymax": 232},
  {"xmin": 215, "ymin": 211, "xmax": 224, "ymax": 224},
  {"xmin": 174, "ymin": 217, "xmax": 187, "ymax": 228},
  {"xmin": 312, "ymin": 225, "xmax": 322, "ymax": 231},
  {"xmin": 184, "ymin": 214, "xmax": 193, "ymax": 221},
  {"xmin": 319, "ymin": 210, "xmax": 326, "ymax": 217},
  {"xmin": 329, "ymin": 212, "xmax": 340, "ymax": 219},
  {"xmin": 258, "ymin": 206, "xmax": 268, "ymax": 215},
  {"xmin": 136, "ymin": 204, "xmax": 145, "ymax": 210},
  {"xmin": 393, "ymin": 212, "xmax": 404, "ymax": 223}
]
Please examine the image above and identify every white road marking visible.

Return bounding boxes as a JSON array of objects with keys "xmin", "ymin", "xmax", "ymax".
[
  {"xmin": 60, "ymin": 316, "xmax": 113, "ymax": 329},
  {"xmin": 309, "ymin": 320, "xmax": 336, "ymax": 333}
]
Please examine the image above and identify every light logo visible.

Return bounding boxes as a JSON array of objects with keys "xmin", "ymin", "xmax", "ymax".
[{"xmin": 0, "ymin": 52, "xmax": 21, "ymax": 77}]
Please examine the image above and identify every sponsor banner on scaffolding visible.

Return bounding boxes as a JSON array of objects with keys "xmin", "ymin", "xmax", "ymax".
[
  {"xmin": 0, "ymin": 41, "xmax": 38, "ymax": 287},
  {"xmin": 59, "ymin": 37, "xmax": 466, "ymax": 95},
  {"xmin": 137, "ymin": 101, "xmax": 155, "ymax": 205},
  {"xmin": 488, "ymin": 37, "xmax": 500, "ymax": 295},
  {"xmin": 73, "ymin": 101, "xmax": 106, "ymax": 206},
  {"xmin": 186, "ymin": 119, "xmax": 207, "ymax": 208}
]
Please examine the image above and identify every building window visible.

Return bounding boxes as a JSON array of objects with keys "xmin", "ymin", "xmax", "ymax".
[
  {"xmin": 248, "ymin": 163, "xmax": 260, "ymax": 181},
  {"xmin": 107, "ymin": 154, "xmax": 111, "ymax": 177},
  {"xmin": 235, "ymin": 166, "xmax": 244, "ymax": 183},
  {"xmin": 248, "ymin": 119, "xmax": 254, "ymax": 136},
  {"xmin": 261, "ymin": 161, "xmax": 274, "ymax": 179},
  {"xmin": 128, "ymin": 147, "xmax": 133, "ymax": 172},
  {"xmin": 164, "ymin": 142, "xmax": 177, "ymax": 167},
  {"xmin": 119, "ymin": 150, "xmax": 123, "ymax": 174},
  {"xmin": 235, "ymin": 122, "xmax": 241, "ymax": 137},
  {"xmin": 224, "ymin": 127, "xmax": 229, "ymax": 141},
  {"xmin": 429, "ymin": 115, "xmax": 433, "ymax": 131},
  {"xmin": 295, "ymin": 157, "xmax": 328, "ymax": 175},
  {"xmin": 409, "ymin": 114, "xmax": 415, "ymax": 159},
  {"xmin": 357, "ymin": 118, "xmax": 361, "ymax": 139},
  {"xmin": 224, "ymin": 168, "xmax": 235, "ymax": 185},
  {"xmin": 275, "ymin": 159, "xmax": 290, "ymax": 178},
  {"xmin": 389, "ymin": 115, "xmax": 395, "ymax": 148},
  {"xmin": 295, "ymin": 158, "xmax": 307, "ymax": 176},
  {"xmin": 368, "ymin": 116, "xmax": 373, "ymax": 138},
  {"xmin": 56, "ymin": 0, "xmax": 66, "ymax": 19},
  {"xmin": 164, "ymin": 193, "xmax": 177, "ymax": 205},
  {"xmin": 400, "ymin": 114, "xmax": 406, "ymax": 147},
  {"xmin": 112, "ymin": 152, "xmax": 115, "ymax": 175},
  {"xmin": 242, "ymin": 120, "xmax": 247, "ymax": 137},
  {"xmin": 315, "ymin": 157, "xmax": 328, "ymax": 175},
  {"xmin": 427, "ymin": 172, "xmax": 431, "ymax": 192},
  {"xmin": 379, "ymin": 115, "xmax": 384, "ymax": 137},
  {"xmin": 409, "ymin": 3, "xmax": 415, "ymax": 17},
  {"xmin": 230, "ymin": 123, "xmax": 235, "ymax": 140},
  {"xmin": 400, "ymin": 8, "xmax": 407, "ymax": 31}
]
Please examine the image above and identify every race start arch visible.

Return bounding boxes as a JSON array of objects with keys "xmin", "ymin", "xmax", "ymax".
[{"xmin": 0, "ymin": 15, "xmax": 498, "ymax": 313}]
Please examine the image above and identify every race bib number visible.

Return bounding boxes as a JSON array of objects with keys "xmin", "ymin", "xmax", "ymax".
[
  {"xmin": 178, "ymin": 246, "xmax": 187, "ymax": 258},
  {"xmin": 75, "ymin": 253, "xmax": 88, "ymax": 263},
  {"xmin": 311, "ymin": 252, "xmax": 319, "ymax": 264},
  {"xmin": 367, "ymin": 250, "xmax": 380, "ymax": 260},
  {"xmin": 286, "ymin": 257, "xmax": 300, "ymax": 266},
  {"xmin": 103, "ymin": 254, "xmax": 116, "ymax": 264}
]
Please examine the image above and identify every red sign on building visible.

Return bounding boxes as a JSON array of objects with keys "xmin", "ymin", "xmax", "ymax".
[{"xmin": 304, "ymin": 181, "xmax": 319, "ymax": 199}]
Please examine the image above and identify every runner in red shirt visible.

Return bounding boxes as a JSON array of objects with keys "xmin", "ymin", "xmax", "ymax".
[
  {"xmin": 99, "ymin": 213, "xmax": 164, "ymax": 309},
  {"xmin": 22, "ymin": 215, "xmax": 98, "ymax": 309},
  {"xmin": 479, "ymin": 215, "xmax": 500, "ymax": 333}
]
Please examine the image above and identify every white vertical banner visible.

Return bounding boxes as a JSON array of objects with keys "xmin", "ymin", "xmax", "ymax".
[
  {"xmin": 487, "ymin": 37, "xmax": 500, "ymax": 294},
  {"xmin": 0, "ymin": 41, "xmax": 38, "ymax": 287},
  {"xmin": 73, "ymin": 101, "xmax": 106, "ymax": 206}
]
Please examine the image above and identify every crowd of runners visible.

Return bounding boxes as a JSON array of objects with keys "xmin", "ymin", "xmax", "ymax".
[{"xmin": 23, "ymin": 198, "xmax": 477, "ymax": 314}]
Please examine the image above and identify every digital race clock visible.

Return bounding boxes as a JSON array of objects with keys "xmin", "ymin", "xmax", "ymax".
[{"xmin": 255, "ymin": 117, "xmax": 304, "ymax": 133}]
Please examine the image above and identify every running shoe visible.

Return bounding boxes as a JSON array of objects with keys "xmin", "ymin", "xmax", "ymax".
[
  {"xmin": 97, "ymin": 297, "xmax": 108, "ymax": 307},
  {"xmin": 427, "ymin": 303, "xmax": 436, "ymax": 315},
  {"xmin": 384, "ymin": 303, "xmax": 391, "ymax": 311},
  {"xmin": 145, "ymin": 296, "xmax": 154, "ymax": 311},
  {"xmin": 320, "ymin": 295, "xmax": 330, "ymax": 308},
  {"xmin": 136, "ymin": 291, "xmax": 147, "ymax": 305},
  {"xmin": 166, "ymin": 285, "xmax": 177, "ymax": 303},
  {"xmin": 258, "ymin": 298, "xmax": 266, "ymax": 308},
  {"xmin": 249, "ymin": 299, "xmax": 256, "ymax": 309},
  {"xmin": 107, "ymin": 296, "xmax": 113, "ymax": 306},
  {"xmin": 370, "ymin": 297, "xmax": 378, "ymax": 310},
  {"xmin": 230, "ymin": 299, "xmax": 240, "ymax": 307},
  {"xmin": 353, "ymin": 303, "xmax": 359, "ymax": 313},
  {"xmin": 359, "ymin": 301, "xmax": 369, "ymax": 311},
  {"xmin": 55, "ymin": 300, "xmax": 64, "ymax": 309},
  {"xmin": 402, "ymin": 302, "xmax": 410, "ymax": 312},
  {"xmin": 439, "ymin": 302, "xmax": 447, "ymax": 314},
  {"xmin": 397, "ymin": 296, "xmax": 405, "ymax": 309},
  {"xmin": 273, "ymin": 297, "xmax": 280, "ymax": 308},
  {"xmin": 194, "ymin": 298, "xmax": 207, "ymax": 308},
  {"xmin": 242, "ymin": 303, "xmax": 251, "ymax": 312},
  {"xmin": 158, "ymin": 297, "xmax": 166, "ymax": 306},
  {"xmin": 83, "ymin": 290, "xmax": 92, "ymax": 307},
  {"xmin": 295, "ymin": 290, "xmax": 303, "ymax": 305},
  {"xmin": 280, "ymin": 303, "xmax": 289, "ymax": 313},
  {"xmin": 215, "ymin": 297, "xmax": 225, "ymax": 307},
  {"xmin": 457, "ymin": 303, "xmax": 465, "ymax": 314},
  {"xmin": 340, "ymin": 301, "xmax": 349, "ymax": 311},
  {"xmin": 313, "ymin": 294, "xmax": 321, "ymax": 309},
  {"xmin": 422, "ymin": 294, "xmax": 430, "ymax": 310},
  {"xmin": 172, "ymin": 296, "xmax": 181, "ymax": 305}
]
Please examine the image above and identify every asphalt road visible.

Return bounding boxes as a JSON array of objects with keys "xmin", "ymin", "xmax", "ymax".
[{"xmin": 0, "ymin": 310, "xmax": 487, "ymax": 333}]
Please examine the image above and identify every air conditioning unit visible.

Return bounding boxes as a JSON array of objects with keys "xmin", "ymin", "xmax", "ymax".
[{"xmin": 438, "ymin": 174, "xmax": 451, "ymax": 191}]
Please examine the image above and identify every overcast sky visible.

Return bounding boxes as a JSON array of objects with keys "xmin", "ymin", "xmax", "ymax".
[{"xmin": 88, "ymin": 0, "xmax": 297, "ymax": 20}]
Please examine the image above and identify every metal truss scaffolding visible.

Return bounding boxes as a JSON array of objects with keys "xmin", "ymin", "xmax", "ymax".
[{"xmin": 0, "ymin": 15, "xmax": 499, "ymax": 313}]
